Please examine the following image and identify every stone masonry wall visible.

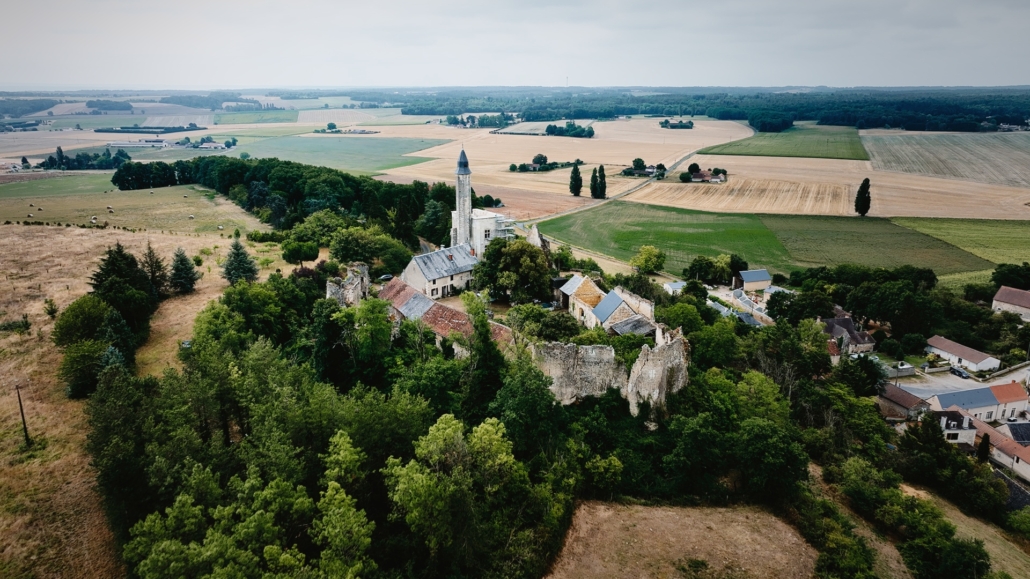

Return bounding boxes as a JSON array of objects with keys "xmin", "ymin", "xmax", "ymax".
[
  {"xmin": 626, "ymin": 336, "xmax": 689, "ymax": 416},
  {"xmin": 326, "ymin": 262, "xmax": 370, "ymax": 307}
]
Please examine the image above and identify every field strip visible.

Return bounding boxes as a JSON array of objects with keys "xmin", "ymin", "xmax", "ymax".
[
  {"xmin": 863, "ymin": 132, "xmax": 1030, "ymax": 188},
  {"xmin": 297, "ymin": 109, "xmax": 377, "ymax": 124},
  {"xmin": 623, "ymin": 179, "xmax": 853, "ymax": 216},
  {"xmin": 142, "ymin": 115, "xmax": 213, "ymax": 127}
]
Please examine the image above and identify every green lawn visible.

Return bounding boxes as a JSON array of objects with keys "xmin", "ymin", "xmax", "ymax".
[
  {"xmin": 538, "ymin": 201, "xmax": 992, "ymax": 276},
  {"xmin": 699, "ymin": 122, "xmax": 870, "ymax": 160},
  {"xmin": 889, "ymin": 217, "xmax": 1030, "ymax": 265},
  {"xmin": 214, "ymin": 110, "xmax": 300, "ymax": 124},
  {"xmin": 234, "ymin": 136, "xmax": 451, "ymax": 174}
]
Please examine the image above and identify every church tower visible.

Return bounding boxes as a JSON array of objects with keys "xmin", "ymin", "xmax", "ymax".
[{"xmin": 450, "ymin": 149, "xmax": 472, "ymax": 247}]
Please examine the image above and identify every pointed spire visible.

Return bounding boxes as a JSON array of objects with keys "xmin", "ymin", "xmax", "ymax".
[{"xmin": 456, "ymin": 148, "xmax": 471, "ymax": 175}]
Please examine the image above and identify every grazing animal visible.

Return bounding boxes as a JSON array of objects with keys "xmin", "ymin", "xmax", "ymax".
[
  {"xmin": 29, "ymin": 203, "xmax": 33, "ymax": 207},
  {"xmin": 188, "ymin": 215, "xmax": 195, "ymax": 219},
  {"xmin": 106, "ymin": 205, "xmax": 112, "ymax": 209},
  {"xmin": 27, "ymin": 214, "xmax": 33, "ymax": 217},
  {"xmin": 108, "ymin": 209, "xmax": 114, "ymax": 213}
]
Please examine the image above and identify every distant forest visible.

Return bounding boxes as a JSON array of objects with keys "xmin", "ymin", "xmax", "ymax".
[{"xmin": 345, "ymin": 87, "xmax": 1030, "ymax": 133}]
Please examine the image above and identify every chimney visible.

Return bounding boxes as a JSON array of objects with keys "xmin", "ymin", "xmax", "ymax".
[
  {"xmin": 447, "ymin": 254, "xmax": 453, "ymax": 261},
  {"xmin": 470, "ymin": 249, "xmax": 475, "ymax": 256},
  {"xmin": 963, "ymin": 416, "xmax": 970, "ymax": 429},
  {"xmin": 940, "ymin": 416, "xmax": 948, "ymax": 431}
]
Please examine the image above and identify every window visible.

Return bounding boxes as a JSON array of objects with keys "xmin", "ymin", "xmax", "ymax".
[
  {"xmin": 484, "ymin": 229, "xmax": 491, "ymax": 239},
  {"xmin": 450, "ymin": 275, "xmax": 454, "ymax": 281},
  {"xmin": 433, "ymin": 279, "xmax": 436, "ymax": 285},
  {"xmin": 946, "ymin": 433, "xmax": 959, "ymax": 441},
  {"xmin": 431, "ymin": 288, "xmax": 438, "ymax": 296},
  {"xmin": 986, "ymin": 411, "xmax": 994, "ymax": 420}
]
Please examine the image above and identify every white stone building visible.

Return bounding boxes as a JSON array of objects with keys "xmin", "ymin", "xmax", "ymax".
[
  {"xmin": 993, "ymin": 286, "xmax": 1030, "ymax": 321},
  {"xmin": 925, "ymin": 335, "xmax": 1001, "ymax": 373},
  {"xmin": 450, "ymin": 149, "xmax": 514, "ymax": 258},
  {"xmin": 400, "ymin": 243, "xmax": 477, "ymax": 299}
]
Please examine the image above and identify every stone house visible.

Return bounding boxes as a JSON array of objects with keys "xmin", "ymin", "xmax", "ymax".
[
  {"xmin": 821, "ymin": 316, "xmax": 876, "ymax": 354},
  {"xmin": 947, "ymin": 406, "xmax": 1030, "ymax": 484},
  {"xmin": 559, "ymin": 275, "xmax": 607, "ymax": 326},
  {"xmin": 400, "ymin": 243, "xmax": 477, "ymax": 299},
  {"xmin": 325, "ymin": 262, "xmax": 370, "ymax": 307},
  {"xmin": 925, "ymin": 335, "xmax": 1000, "ymax": 373},
  {"xmin": 997, "ymin": 422, "xmax": 1030, "ymax": 446},
  {"xmin": 933, "ymin": 410, "xmax": 977, "ymax": 451},
  {"xmin": 926, "ymin": 381, "xmax": 1028, "ymax": 422},
  {"xmin": 993, "ymin": 286, "xmax": 1030, "ymax": 321},
  {"xmin": 591, "ymin": 286, "xmax": 656, "ymax": 334},
  {"xmin": 878, "ymin": 383, "xmax": 930, "ymax": 420}
]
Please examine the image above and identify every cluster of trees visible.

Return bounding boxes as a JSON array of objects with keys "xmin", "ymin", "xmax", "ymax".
[
  {"xmin": 747, "ymin": 111, "xmax": 794, "ymax": 132},
  {"xmin": 511, "ymin": 154, "xmax": 582, "ymax": 174},
  {"xmin": 0, "ymin": 98, "xmax": 59, "ymax": 117},
  {"xmin": 659, "ymin": 119, "xmax": 694, "ymax": 129},
  {"xmin": 683, "ymin": 253, "xmax": 750, "ymax": 285},
  {"xmin": 36, "ymin": 146, "xmax": 131, "ymax": 171},
  {"xmin": 445, "ymin": 113, "xmax": 514, "ymax": 128},
  {"xmin": 52, "ymin": 242, "xmax": 200, "ymax": 398},
  {"xmin": 160, "ymin": 92, "xmax": 259, "ymax": 111},
  {"xmin": 86, "ymin": 99, "xmax": 133, "ymax": 111},
  {"xmin": 545, "ymin": 121, "xmax": 593, "ymax": 138}
]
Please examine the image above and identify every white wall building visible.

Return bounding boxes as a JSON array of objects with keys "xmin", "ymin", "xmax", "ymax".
[
  {"xmin": 925, "ymin": 335, "xmax": 1000, "ymax": 372},
  {"xmin": 450, "ymin": 149, "xmax": 514, "ymax": 258},
  {"xmin": 400, "ymin": 243, "xmax": 477, "ymax": 299},
  {"xmin": 993, "ymin": 286, "xmax": 1030, "ymax": 322}
]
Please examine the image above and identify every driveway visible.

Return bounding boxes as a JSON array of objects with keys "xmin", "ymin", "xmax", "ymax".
[{"xmin": 896, "ymin": 368, "xmax": 1030, "ymax": 400}]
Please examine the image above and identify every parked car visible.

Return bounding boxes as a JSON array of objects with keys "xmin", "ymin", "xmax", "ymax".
[
  {"xmin": 378, "ymin": 274, "xmax": 393, "ymax": 282},
  {"xmin": 949, "ymin": 366, "xmax": 971, "ymax": 379}
]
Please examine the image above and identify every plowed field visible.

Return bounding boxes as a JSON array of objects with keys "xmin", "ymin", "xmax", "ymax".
[
  {"xmin": 863, "ymin": 132, "xmax": 1030, "ymax": 188},
  {"xmin": 626, "ymin": 179, "xmax": 853, "ymax": 215}
]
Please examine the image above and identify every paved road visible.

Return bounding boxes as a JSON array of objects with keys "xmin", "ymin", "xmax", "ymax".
[{"xmin": 897, "ymin": 368, "xmax": 1030, "ymax": 399}]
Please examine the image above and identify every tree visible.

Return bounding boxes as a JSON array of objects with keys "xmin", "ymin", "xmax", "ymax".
[
  {"xmin": 281, "ymin": 240, "xmax": 319, "ymax": 265},
  {"xmin": 630, "ymin": 245, "xmax": 666, "ymax": 274},
  {"xmin": 687, "ymin": 162, "xmax": 700, "ymax": 174},
  {"xmin": 679, "ymin": 172, "xmax": 692, "ymax": 182},
  {"xmin": 735, "ymin": 418, "xmax": 808, "ymax": 500},
  {"xmin": 140, "ymin": 242, "xmax": 169, "ymax": 297},
  {"xmin": 327, "ymin": 122, "xmax": 337, "ymax": 130},
  {"xmin": 879, "ymin": 338, "xmax": 904, "ymax": 360},
  {"xmin": 59, "ymin": 339, "xmax": 109, "ymax": 398},
  {"xmin": 52, "ymin": 295, "xmax": 112, "ymax": 346},
  {"xmin": 855, "ymin": 177, "xmax": 871, "ymax": 216},
  {"xmin": 222, "ymin": 239, "xmax": 259, "ymax": 284},
  {"xmin": 977, "ymin": 433, "xmax": 991, "ymax": 463},
  {"xmin": 509, "ymin": 163, "xmax": 517, "ymax": 171},
  {"xmin": 532, "ymin": 153, "xmax": 548, "ymax": 165},
  {"xmin": 632, "ymin": 158, "xmax": 646, "ymax": 171},
  {"xmin": 589, "ymin": 167, "xmax": 599, "ymax": 198},
  {"xmin": 992, "ymin": 262, "xmax": 1030, "ymax": 291},
  {"xmin": 169, "ymin": 248, "xmax": 201, "ymax": 294},
  {"xmin": 656, "ymin": 302, "xmax": 704, "ymax": 334},
  {"xmin": 598, "ymin": 165, "xmax": 607, "ymax": 198},
  {"xmin": 569, "ymin": 164, "xmax": 583, "ymax": 196},
  {"xmin": 473, "ymin": 238, "xmax": 551, "ymax": 303}
]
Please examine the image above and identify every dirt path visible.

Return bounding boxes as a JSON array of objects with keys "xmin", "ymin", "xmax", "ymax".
[{"xmin": 546, "ymin": 501, "xmax": 816, "ymax": 579}]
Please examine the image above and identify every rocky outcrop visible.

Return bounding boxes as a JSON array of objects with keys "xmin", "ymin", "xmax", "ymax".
[{"xmin": 626, "ymin": 336, "xmax": 689, "ymax": 416}]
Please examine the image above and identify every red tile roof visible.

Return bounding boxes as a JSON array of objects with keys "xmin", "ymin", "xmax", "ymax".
[
  {"xmin": 990, "ymin": 381, "xmax": 1028, "ymax": 404},
  {"xmin": 380, "ymin": 277, "xmax": 415, "ymax": 304},
  {"xmin": 926, "ymin": 335, "xmax": 995, "ymax": 364},
  {"xmin": 994, "ymin": 286, "xmax": 1030, "ymax": 309},
  {"xmin": 882, "ymin": 383, "xmax": 928, "ymax": 410},
  {"xmin": 827, "ymin": 340, "xmax": 840, "ymax": 357},
  {"xmin": 946, "ymin": 405, "xmax": 1030, "ymax": 465}
]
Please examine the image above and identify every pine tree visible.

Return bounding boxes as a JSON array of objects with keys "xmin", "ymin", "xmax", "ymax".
[
  {"xmin": 589, "ymin": 168, "xmax": 599, "ymax": 198},
  {"xmin": 855, "ymin": 178, "xmax": 871, "ymax": 216},
  {"xmin": 170, "ymin": 247, "xmax": 201, "ymax": 293},
  {"xmin": 569, "ymin": 164, "xmax": 583, "ymax": 197},
  {"xmin": 977, "ymin": 433, "xmax": 991, "ymax": 463},
  {"xmin": 222, "ymin": 239, "xmax": 259, "ymax": 284},
  {"xmin": 141, "ymin": 241, "xmax": 169, "ymax": 297},
  {"xmin": 598, "ymin": 165, "xmax": 607, "ymax": 199}
]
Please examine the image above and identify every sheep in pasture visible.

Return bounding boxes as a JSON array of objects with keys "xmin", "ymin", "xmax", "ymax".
[
  {"xmin": 29, "ymin": 203, "xmax": 33, "ymax": 207},
  {"xmin": 27, "ymin": 214, "xmax": 33, "ymax": 218},
  {"xmin": 106, "ymin": 205, "xmax": 112, "ymax": 209},
  {"xmin": 108, "ymin": 209, "xmax": 114, "ymax": 213},
  {"xmin": 184, "ymin": 195, "xmax": 189, "ymax": 198}
]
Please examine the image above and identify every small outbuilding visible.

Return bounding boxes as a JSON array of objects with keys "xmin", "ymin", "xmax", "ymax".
[
  {"xmin": 663, "ymin": 281, "xmax": 686, "ymax": 295},
  {"xmin": 878, "ymin": 384, "xmax": 930, "ymax": 420},
  {"xmin": 734, "ymin": 269, "xmax": 771, "ymax": 292}
]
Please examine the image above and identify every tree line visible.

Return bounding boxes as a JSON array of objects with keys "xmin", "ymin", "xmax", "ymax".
[{"xmin": 37, "ymin": 146, "xmax": 131, "ymax": 171}]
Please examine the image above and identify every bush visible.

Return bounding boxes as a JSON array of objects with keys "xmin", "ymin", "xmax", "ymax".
[
  {"xmin": 0, "ymin": 314, "xmax": 31, "ymax": 334},
  {"xmin": 59, "ymin": 339, "xmax": 109, "ymax": 398},
  {"xmin": 901, "ymin": 333, "xmax": 927, "ymax": 355},
  {"xmin": 52, "ymin": 295, "xmax": 112, "ymax": 346},
  {"xmin": 679, "ymin": 172, "xmax": 692, "ymax": 183},
  {"xmin": 879, "ymin": 338, "xmax": 904, "ymax": 360}
]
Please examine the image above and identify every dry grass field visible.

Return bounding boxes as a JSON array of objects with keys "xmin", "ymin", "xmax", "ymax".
[
  {"xmin": 141, "ymin": 114, "xmax": 213, "ymax": 127},
  {"xmin": 863, "ymin": 132, "xmax": 1030, "ymax": 188},
  {"xmin": 545, "ymin": 501, "xmax": 817, "ymax": 579},
  {"xmin": 647, "ymin": 154, "xmax": 1030, "ymax": 220},
  {"xmin": 626, "ymin": 179, "xmax": 854, "ymax": 215},
  {"xmin": 494, "ymin": 120, "xmax": 596, "ymax": 135},
  {"xmin": 0, "ymin": 224, "xmax": 281, "ymax": 578}
]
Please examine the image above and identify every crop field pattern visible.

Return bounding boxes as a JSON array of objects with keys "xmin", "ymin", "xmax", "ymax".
[
  {"xmin": 539, "ymin": 201, "xmax": 993, "ymax": 275},
  {"xmin": 214, "ymin": 110, "xmax": 300, "ymax": 124},
  {"xmin": 889, "ymin": 217, "xmax": 1030, "ymax": 264},
  {"xmin": 627, "ymin": 179, "xmax": 854, "ymax": 215},
  {"xmin": 236, "ymin": 136, "xmax": 451, "ymax": 174},
  {"xmin": 863, "ymin": 132, "xmax": 1030, "ymax": 188},
  {"xmin": 700, "ymin": 123, "xmax": 870, "ymax": 160}
]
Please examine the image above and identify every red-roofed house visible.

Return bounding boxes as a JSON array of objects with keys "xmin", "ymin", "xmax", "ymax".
[
  {"xmin": 878, "ymin": 384, "xmax": 930, "ymax": 420},
  {"xmin": 946, "ymin": 405, "xmax": 1030, "ymax": 484},
  {"xmin": 989, "ymin": 381, "xmax": 1029, "ymax": 421},
  {"xmin": 993, "ymin": 286, "xmax": 1030, "ymax": 321}
]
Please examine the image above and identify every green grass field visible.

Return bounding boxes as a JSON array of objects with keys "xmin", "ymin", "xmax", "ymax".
[
  {"xmin": 889, "ymin": 217, "xmax": 1030, "ymax": 265},
  {"xmin": 0, "ymin": 173, "xmax": 263, "ymax": 233},
  {"xmin": 234, "ymin": 136, "xmax": 451, "ymax": 174},
  {"xmin": 538, "ymin": 201, "xmax": 993, "ymax": 276},
  {"xmin": 214, "ymin": 110, "xmax": 300, "ymax": 124},
  {"xmin": 699, "ymin": 122, "xmax": 870, "ymax": 160}
]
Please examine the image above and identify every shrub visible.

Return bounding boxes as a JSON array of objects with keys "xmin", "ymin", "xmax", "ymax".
[
  {"xmin": 59, "ymin": 339, "xmax": 109, "ymax": 398},
  {"xmin": 879, "ymin": 338, "xmax": 904, "ymax": 360},
  {"xmin": 52, "ymin": 295, "xmax": 112, "ymax": 346}
]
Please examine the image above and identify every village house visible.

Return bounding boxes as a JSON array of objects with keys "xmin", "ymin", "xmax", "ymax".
[
  {"xmin": 878, "ymin": 383, "xmax": 931, "ymax": 420},
  {"xmin": 557, "ymin": 275, "xmax": 657, "ymax": 336},
  {"xmin": 926, "ymin": 381, "xmax": 1028, "ymax": 421},
  {"xmin": 992, "ymin": 286, "xmax": 1030, "ymax": 321},
  {"xmin": 997, "ymin": 422, "xmax": 1030, "ymax": 446},
  {"xmin": 925, "ymin": 335, "xmax": 1001, "ymax": 372},
  {"xmin": 733, "ymin": 269, "xmax": 771, "ymax": 291},
  {"xmin": 400, "ymin": 243, "xmax": 477, "ymax": 299},
  {"xmin": 559, "ymin": 275, "xmax": 607, "ymax": 325},
  {"xmin": 933, "ymin": 410, "xmax": 977, "ymax": 451},
  {"xmin": 946, "ymin": 406, "xmax": 1030, "ymax": 484},
  {"xmin": 821, "ymin": 316, "xmax": 876, "ymax": 354}
]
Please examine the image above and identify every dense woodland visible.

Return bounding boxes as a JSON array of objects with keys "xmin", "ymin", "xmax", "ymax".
[{"xmin": 90, "ymin": 156, "xmax": 1030, "ymax": 578}]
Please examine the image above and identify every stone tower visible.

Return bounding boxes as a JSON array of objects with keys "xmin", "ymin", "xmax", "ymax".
[{"xmin": 450, "ymin": 149, "xmax": 472, "ymax": 247}]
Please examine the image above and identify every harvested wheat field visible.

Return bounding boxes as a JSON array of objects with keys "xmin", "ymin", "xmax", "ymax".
[
  {"xmin": 141, "ymin": 114, "xmax": 213, "ymax": 127},
  {"xmin": 0, "ymin": 225, "xmax": 268, "ymax": 578},
  {"xmin": 545, "ymin": 501, "xmax": 817, "ymax": 579},
  {"xmin": 383, "ymin": 119, "xmax": 753, "ymax": 195},
  {"xmin": 626, "ymin": 179, "xmax": 853, "ymax": 215},
  {"xmin": 655, "ymin": 154, "xmax": 1030, "ymax": 219},
  {"xmin": 297, "ymin": 108, "xmax": 380, "ymax": 124},
  {"xmin": 863, "ymin": 132, "xmax": 1030, "ymax": 188}
]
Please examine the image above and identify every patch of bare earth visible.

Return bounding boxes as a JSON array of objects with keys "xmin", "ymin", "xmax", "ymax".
[
  {"xmin": 0, "ymin": 225, "xmax": 281, "ymax": 577},
  {"xmin": 0, "ymin": 173, "xmax": 63, "ymax": 185},
  {"xmin": 545, "ymin": 501, "xmax": 817, "ymax": 579}
]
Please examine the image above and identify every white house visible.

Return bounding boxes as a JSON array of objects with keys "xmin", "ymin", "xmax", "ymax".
[
  {"xmin": 993, "ymin": 286, "xmax": 1030, "ymax": 321},
  {"xmin": 933, "ymin": 410, "xmax": 977, "ymax": 449},
  {"xmin": 925, "ymin": 335, "xmax": 1000, "ymax": 372},
  {"xmin": 734, "ymin": 269, "xmax": 771, "ymax": 292},
  {"xmin": 926, "ymin": 381, "xmax": 1027, "ymax": 422},
  {"xmin": 400, "ymin": 243, "xmax": 477, "ymax": 299},
  {"xmin": 947, "ymin": 406, "xmax": 1030, "ymax": 485}
]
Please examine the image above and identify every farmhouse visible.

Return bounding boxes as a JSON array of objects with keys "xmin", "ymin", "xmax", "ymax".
[
  {"xmin": 400, "ymin": 243, "xmax": 477, "ymax": 299},
  {"xmin": 821, "ymin": 316, "xmax": 876, "ymax": 354},
  {"xmin": 933, "ymin": 410, "xmax": 977, "ymax": 450},
  {"xmin": 733, "ymin": 269, "xmax": 771, "ymax": 291},
  {"xmin": 198, "ymin": 142, "xmax": 227, "ymax": 150},
  {"xmin": 559, "ymin": 275, "xmax": 607, "ymax": 325},
  {"xmin": 992, "ymin": 286, "xmax": 1030, "ymax": 321},
  {"xmin": 925, "ymin": 335, "xmax": 1000, "ymax": 372},
  {"xmin": 925, "ymin": 381, "xmax": 1028, "ymax": 421},
  {"xmin": 946, "ymin": 406, "xmax": 1030, "ymax": 484},
  {"xmin": 878, "ymin": 383, "xmax": 930, "ymax": 420},
  {"xmin": 379, "ymin": 277, "xmax": 513, "ymax": 349},
  {"xmin": 105, "ymin": 139, "xmax": 170, "ymax": 148}
]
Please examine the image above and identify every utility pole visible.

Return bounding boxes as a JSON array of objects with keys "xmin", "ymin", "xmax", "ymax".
[{"xmin": 15, "ymin": 383, "xmax": 32, "ymax": 448}]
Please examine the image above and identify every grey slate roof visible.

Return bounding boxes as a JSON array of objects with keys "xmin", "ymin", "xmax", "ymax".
[
  {"xmin": 739, "ymin": 269, "xmax": 771, "ymax": 283},
  {"xmin": 398, "ymin": 292, "xmax": 434, "ymax": 319},
  {"xmin": 735, "ymin": 312, "xmax": 763, "ymax": 326},
  {"xmin": 707, "ymin": 300, "xmax": 733, "ymax": 317},
  {"xmin": 665, "ymin": 281, "xmax": 686, "ymax": 291},
  {"xmin": 412, "ymin": 243, "xmax": 478, "ymax": 281},
  {"xmin": 559, "ymin": 275, "xmax": 585, "ymax": 295},
  {"xmin": 935, "ymin": 387, "xmax": 1000, "ymax": 410},
  {"xmin": 592, "ymin": 291, "xmax": 624, "ymax": 323},
  {"xmin": 456, "ymin": 149, "xmax": 471, "ymax": 175},
  {"xmin": 609, "ymin": 314, "xmax": 657, "ymax": 336},
  {"xmin": 1005, "ymin": 423, "xmax": 1030, "ymax": 445}
]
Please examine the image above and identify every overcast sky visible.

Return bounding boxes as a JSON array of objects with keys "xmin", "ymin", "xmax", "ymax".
[{"xmin": 3, "ymin": 0, "xmax": 1028, "ymax": 90}]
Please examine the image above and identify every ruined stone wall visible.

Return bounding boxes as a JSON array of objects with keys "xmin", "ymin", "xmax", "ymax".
[
  {"xmin": 533, "ymin": 335, "xmax": 690, "ymax": 416},
  {"xmin": 533, "ymin": 343, "xmax": 627, "ymax": 404},
  {"xmin": 326, "ymin": 262, "xmax": 371, "ymax": 307},
  {"xmin": 626, "ymin": 336, "xmax": 689, "ymax": 416},
  {"xmin": 613, "ymin": 286, "xmax": 654, "ymax": 320}
]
